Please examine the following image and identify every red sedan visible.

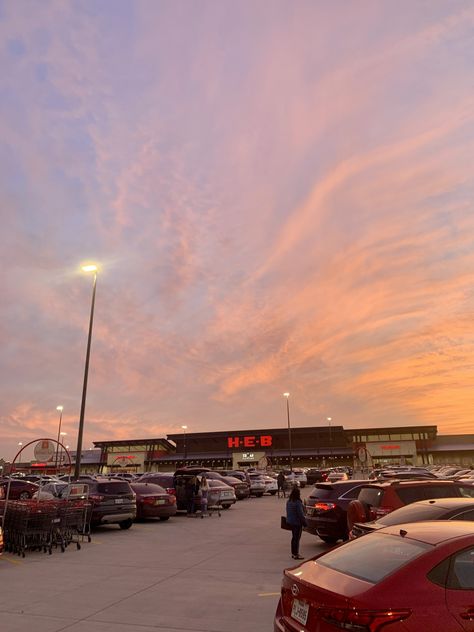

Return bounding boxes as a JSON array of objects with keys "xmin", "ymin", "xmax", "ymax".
[
  {"xmin": 130, "ymin": 482, "xmax": 177, "ymax": 521},
  {"xmin": 275, "ymin": 521, "xmax": 474, "ymax": 631},
  {"xmin": 0, "ymin": 478, "xmax": 39, "ymax": 499}
]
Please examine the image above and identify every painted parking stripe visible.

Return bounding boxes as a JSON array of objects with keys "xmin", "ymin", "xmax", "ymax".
[{"xmin": 258, "ymin": 592, "xmax": 280, "ymax": 597}]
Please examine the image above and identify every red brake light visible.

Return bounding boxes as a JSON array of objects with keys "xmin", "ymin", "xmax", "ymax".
[
  {"xmin": 166, "ymin": 488, "xmax": 176, "ymax": 495},
  {"xmin": 319, "ymin": 607, "xmax": 411, "ymax": 631},
  {"xmin": 143, "ymin": 496, "xmax": 157, "ymax": 505},
  {"xmin": 314, "ymin": 502, "xmax": 336, "ymax": 511},
  {"xmin": 90, "ymin": 494, "xmax": 104, "ymax": 504}
]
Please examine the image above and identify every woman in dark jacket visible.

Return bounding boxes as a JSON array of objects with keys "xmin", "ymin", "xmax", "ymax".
[{"xmin": 286, "ymin": 486, "xmax": 307, "ymax": 559}]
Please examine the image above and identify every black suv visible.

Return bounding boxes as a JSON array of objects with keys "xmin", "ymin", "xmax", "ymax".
[
  {"xmin": 303, "ymin": 480, "xmax": 369, "ymax": 544},
  {"xmin": 87, "ymin": 479, "xmax": 136, "ymax": 529}
]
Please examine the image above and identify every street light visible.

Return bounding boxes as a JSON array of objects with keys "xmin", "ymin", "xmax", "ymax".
[
  {"xmin": 182, "ymin": 425, "xmax": 188, "ymax": 461},
  {"xmin": 59, "ymin": 432, "xmax": 67, "ymax": 470},
  {"xmin": 55, "ymin": 405, "xmax": 64, "ymax": 471},
  {"xmin": 327, "ymin": 417, "xmax": 332, "ymax": 459},
  {"xmin": 283, "ymin": 393, "xmax": 293, "ymax": 472},
  {"xmin": 74, "ymin": 264, "xmax": 98, "ymax": 480}
]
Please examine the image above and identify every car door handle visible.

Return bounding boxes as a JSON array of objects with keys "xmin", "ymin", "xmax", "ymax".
[{"xmin": 460, "ymin": 608, "xmax": 474, "ymax": 620}]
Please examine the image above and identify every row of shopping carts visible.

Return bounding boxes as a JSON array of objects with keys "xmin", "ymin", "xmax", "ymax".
[{"xmin": 1, "ymin": 496, "xmax": 92, "ymax": 557}]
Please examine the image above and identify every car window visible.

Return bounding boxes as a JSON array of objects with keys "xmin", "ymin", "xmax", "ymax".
[
  {"xmin": 97, "ymin": 482, "xmax": 131, "ymax": 494},
  {"xmin": 451, "ymin": 509, "xmax": 474, "ymax": 521},
  {"xmin": 317, "ymin": 533, "xmax": 431, "ymax": 583},
  {"xmin": 358, "ymin": 488, "xmax": 383, "ymax": 508},
  {"xmin": 309, "ymin": 487, "xmax": 335, "ymax": 500},
  {"xmin": 339, "ymin": 485, "xmax": 365, "ymax": 500},
  {"xmin": 132, "ymin": 483, "xmax": 165, "ymax": 494},
  {"xmin": 377, "ymin": 503, "xmax": 446, "ymax": 526},
  {"xmin": 448, "ymin": 548, "xmax": 474, "ymax": 590},
  {"xmin": 458, "ymin": 486, "xmax": 474, "ymax": 498}
]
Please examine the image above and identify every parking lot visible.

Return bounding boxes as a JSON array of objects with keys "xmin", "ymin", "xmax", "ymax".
[{"xmin": 0, "ymin": 489, "xmax": 326, "ymax": 632}]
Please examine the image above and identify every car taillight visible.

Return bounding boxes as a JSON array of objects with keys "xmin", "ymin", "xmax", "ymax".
[
  {"xmin": 90, "ymin": 494, "xmax": 104, "ymax": 504},
  {"xmin": 314, "ymin": 502, "xmax": 336, "ymax": 511},
  {"xmin": 169, "ymin": 495, "xmax": 176, "ymax": 504},
  {"xmin": 143, "ymin": 496, "xmax": 157, "ymax": 505},
  {"xmin": 166, "ymin": 488, "xmax": 176, "ymax": 495},
  {"xmin": 319, "ymin": 607, "xmax": 411, "ymax": 631}
]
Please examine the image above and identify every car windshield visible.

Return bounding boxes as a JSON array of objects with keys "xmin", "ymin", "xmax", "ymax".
[
  {"xmin": 376, "ymin": 503, "xmax": 447, "ymax": 526},
  {"xmin": 317, "ymin": 533, "xmax": 431, "ymax": 583},
  {"xmin": 132, "ymin": 483, "xmax": 165, "ymax": 494},
  {"xmin": 97, "ymin": 482, "xmax": 131, "ymax": 494}
]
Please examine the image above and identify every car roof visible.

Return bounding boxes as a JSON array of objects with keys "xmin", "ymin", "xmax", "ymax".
[
  {"xmin": 361, "ymin": 479, "xmax": 462, "ymax": 488},
  {"xmin": 377, "ymin": 520, "xmax": 474, "ymax": 545},
  {"xmin": 409, "ymin": 497, "xmax": 474, "ymax": 509}
]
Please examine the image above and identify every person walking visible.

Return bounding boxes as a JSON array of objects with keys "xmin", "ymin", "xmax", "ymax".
[
  {"xmin": 185, "ymin": 475, "xmax": 199, "ymax": 516},
  {"xmin": 277, "ymin": 471, "xmax": 286, "ymax": 498},
  {"xmin": 286, "ymin": 486, "xmax": 307, "ymax": 560},
  {"xmin": 200, "ymin": 474, "xmax": 209, "ymax": 517}
]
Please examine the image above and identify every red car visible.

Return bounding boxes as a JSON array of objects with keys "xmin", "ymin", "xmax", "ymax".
[
  {"xmin": 130, "ymin": 482, "xmax": 177, "ymax": 521},
  {"xmin": 0, "ymin": 478, "xmax": 39, "ymax": 499},
  {"xmin": 274, "ymin": 521, "xmax": 474, "ymax": 631}
]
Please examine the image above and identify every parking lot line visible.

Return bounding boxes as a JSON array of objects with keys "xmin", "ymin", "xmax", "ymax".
[{"xmin": 258, "ymin": 592, "xmax": 281, "ymax": 597}]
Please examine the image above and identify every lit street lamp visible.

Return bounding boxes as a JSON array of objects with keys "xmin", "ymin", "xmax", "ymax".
[
  {"xmin": 327, "ymin": 417, "xmax": 333, "ymax": 458},
  {"xmin": 182, "ymin": 425, "xmax": 188, "ymax": 461},
  {"xmin": 74, "ymin": 264, "xmax": 98, "ymax": 480},
  {"xmin": 55, "ymin": 405, "xmax": 64, "ymax": 471},
  {"xmin": 283, "ymin": 393, "xmax": 293, "ymax": 472}
]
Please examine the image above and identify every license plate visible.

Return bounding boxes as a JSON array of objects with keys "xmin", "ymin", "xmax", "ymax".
[
  {"xmin": 115, "ymin": 498, "xmax": 124, "ymax": 504},
  {"xmin": 154, "ymin": 499, "xmax": 166, "ymax": 505},
  {"xmin": 291, "ymin": 598, "xmax": 309, "ymax": 626}
]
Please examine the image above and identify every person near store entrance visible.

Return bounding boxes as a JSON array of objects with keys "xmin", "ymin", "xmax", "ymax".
[
  {"xmin": 286, "ymin": 486, "xmax": 307, "ymax": 559},
  {"xmin": 277, "ymin": 470, "xmax": 286, "ymax": 498}
]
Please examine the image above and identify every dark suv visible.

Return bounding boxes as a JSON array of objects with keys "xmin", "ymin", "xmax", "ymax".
[
  {"xmin": 303, "ymin": 480, "xmax": 369, "ymax": 544},
  {"xmin": 347, "ymin": 480, "xmax": 474, "ymax": 528},
  {"xmin": 87, "ymin": 479, "xmax": 136, "ymax": 529}
]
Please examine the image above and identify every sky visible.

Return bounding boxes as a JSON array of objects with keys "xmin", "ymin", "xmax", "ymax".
[{"xmin": 1, "ymin": 0, "xmax": 473, "ymax": 461}]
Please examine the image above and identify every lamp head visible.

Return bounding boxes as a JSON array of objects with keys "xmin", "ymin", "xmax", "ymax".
[
  {"xmin": 182, "ymin": 425, "xmax": 188, "ymax": 430},
  {"xmin": 283, "ymin": 392, "xmax": 290, "ymax": 398},
  {"xmin": 82, "ymin": 264, "xmax": 98, "ymax": 272},
  {"xmin": 56, "ymin": 405, "xmax": 64, "ymax": 412}
]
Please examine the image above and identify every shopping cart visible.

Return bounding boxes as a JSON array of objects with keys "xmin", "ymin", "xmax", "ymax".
[
  {"xmin": 3, "ymin": 500, "xmax": 60, "ymax": 556},
  {"xmin": 54, "ymin": 484, "xmax": 92, "ymax": 551}
]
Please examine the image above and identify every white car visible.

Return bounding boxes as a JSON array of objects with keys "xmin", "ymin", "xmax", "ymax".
[{"xmin": 261, "ymin": 475, "xmax": 278, "ymax": 495}]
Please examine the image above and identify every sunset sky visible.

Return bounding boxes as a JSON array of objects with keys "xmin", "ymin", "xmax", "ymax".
[{"xmin": 1, "ymin": 1, "xmax": 473, "ymax": 460}]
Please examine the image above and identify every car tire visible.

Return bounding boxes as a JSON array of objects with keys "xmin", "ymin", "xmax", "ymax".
[
  {"xmin": 222, "ymin": 504, "xmax": 231, "ymax": 509},
  {"xmin": 319, "ymin": 536, "xmax": 338, "ymax": 545},
  {"xmin": 256, "ymin": 493, "xmax": 264, "ymax": 497},
  {"xmin": 347, "ymin": 500, "xmax": 369, "ymax": 531},
  {"xmin": 159, "ymin": 516, "xmax": 170, "ymax": 521},
  {"xmin": 270, "ymin": 491, "xmax": 277, "ymax": 495},
  {"xmin": 119, "ymin": 519, "xmax": 133, "ymax": 530}
]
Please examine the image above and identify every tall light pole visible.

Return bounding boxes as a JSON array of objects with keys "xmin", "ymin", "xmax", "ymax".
[
  {"xmin": 55, "ymin": 405, "xmax": 64, "ymax": 471},
  {"xmin": 327, "ymin": 417, "xmax": 332, "ymax": 459},
  {"xmin": 59, "ymin": 432, "xmax": 67, "ymax": 471},
  {"xmin": 283, "ymin": 393, "xmax": 293, "ymax": 472},
  {"xmin": 182, "ymin": 425, "xmax": 188, "ymax": 462},
  {"xmin": 74, "ymin": 264, "xmax": 98, "ymax": 480}
]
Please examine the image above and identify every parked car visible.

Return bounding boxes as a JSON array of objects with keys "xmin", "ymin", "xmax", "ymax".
[
  {"xmin": 32, "ymin": 481, "xmax": 69, "ymax": 500},
  {"xmin": 305, "ymin": 469, "xmax": 330, "ymax": 485},
  {"xmin": 326, "ymin": 471, "xmax": 349, "ymax": 483},
  {"xmin": 282, "ymin": 469, "xmax": 306, "ymax": 488},
  {"xmin": 206, "ymin": 479, "xmax": 237, "ymax": 509},
  {"xmin": 274, "ymin": 521, "xmax": 474, "ymax": 632},
  {"xmin": 261, "ymin": 475, "xmax": 278, "ymax": 495},
  {"xmin": 346, "ymin": 479, "xmax": 474, "ymax": 530},
  {"xmin": 204, "ymin": 472, "xmax": 250, "ymax": 499},
  {"xmin": 0, "ymin": 478, "xmax": 39, "ymax": 499},
  {"xmin": 85, "ymin": 479, "xmax": 136, "ymax": 529},
  {"xmin": 304, "ymin": 480, "xmax": 370, "ymax": 544},
  {"xmin": 350, "ymin": 497, "xmax": 474, "ymax": 539},
  {"xmin": 138, "ymin": 472, "xmax": 176, "ymax": 495},
  {"xmin": 247, "ymin": 473, "xmax": 266, "ymax": 497},
  {"xmin": 130, "ymin": 482, "xmax": 177, "ymax": 520}
]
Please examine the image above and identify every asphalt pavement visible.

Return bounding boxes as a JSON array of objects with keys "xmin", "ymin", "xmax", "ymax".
[{"xmin": 0, "ymin": 488, "xmax": 328, "ymax": 632}]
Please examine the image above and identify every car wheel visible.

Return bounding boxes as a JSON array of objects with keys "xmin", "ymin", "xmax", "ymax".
[
  {"xmin": 119, "ymin": 519, "xmax": 133, "ymax": 530},
  {"xmin": 222, "ymin": 504, "xmax": 231, "ymax": 509},
  {"xmin": 19, "ymin": 491, "xmax": 30, "ymax": 500},
  {"xmin": 256, "ymin": 493, "xmax": 264, "ymax": 497},
  {"xmin": 270, "ymin": 491, "xmax": 277, "ymax": 495},
  {"xmin": 319, "ymin": 536, "xmax": 338, "ymax": 545},
  {"xmin": 159, "ymin": 516, "xmax": 170, "ymax": 521}
]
